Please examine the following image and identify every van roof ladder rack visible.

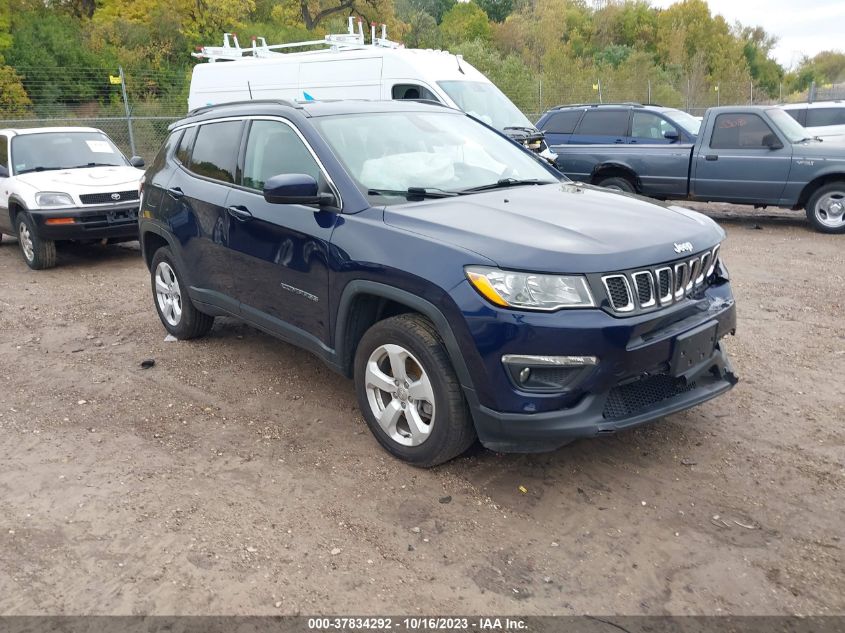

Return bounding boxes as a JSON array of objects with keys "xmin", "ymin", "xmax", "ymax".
[{"xmin": 192, "ymin": 17, "xmax": 403, "ymax": 62}]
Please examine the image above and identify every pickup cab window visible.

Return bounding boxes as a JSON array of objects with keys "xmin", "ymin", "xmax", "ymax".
[{"xmin": 711, "ymin": 114, "xmax": 777, "ymax": 149}]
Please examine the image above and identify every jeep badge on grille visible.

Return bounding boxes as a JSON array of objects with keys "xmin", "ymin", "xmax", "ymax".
[{"xmin": 673, "ymin": 241, "xmax": 693, "ymax": 254}]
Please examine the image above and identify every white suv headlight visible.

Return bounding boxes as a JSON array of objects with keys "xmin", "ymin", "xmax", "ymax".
[
  {"xmin": 35, "ymin": 192, "xmax": 74, "ymax": 208},
  {"xmin": 466, "ymin": 266, "xmax": 595, "ymax": 311}
]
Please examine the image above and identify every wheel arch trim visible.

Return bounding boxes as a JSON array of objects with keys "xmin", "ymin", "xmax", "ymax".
[{"xmin": 335, "ymin": 280, "xmax": 476, "ymax": 392}]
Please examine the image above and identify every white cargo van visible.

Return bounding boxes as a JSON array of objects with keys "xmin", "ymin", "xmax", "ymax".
[{"xmin": 188, "ymin": 21, "xmax": 552, "ymax": 157}]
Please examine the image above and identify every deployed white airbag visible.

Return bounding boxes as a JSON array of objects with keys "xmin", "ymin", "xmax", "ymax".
[{"xmin": 360, "ymin": 152, "xmax": 454, "ymax": 190}]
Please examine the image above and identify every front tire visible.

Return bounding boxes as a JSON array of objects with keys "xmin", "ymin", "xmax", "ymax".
[
  {"xmin": 353, "ymin": 313, "xmax": 476, "ymax": 467},
  {"xmin": 806, "ymin": 182, "xmax": 845, "ymax": 234},
  {"xmin": 150, "ymin": 247, "xmax": 214, "ymax": 339},
  {"xmin": 17, "ymin": 213, "xmax": 56, "ymax": 270}
]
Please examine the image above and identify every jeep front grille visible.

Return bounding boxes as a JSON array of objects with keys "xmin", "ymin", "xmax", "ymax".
[{"xmin": 600, "ymin": 245, "xmax": 721, "ymax": 315}]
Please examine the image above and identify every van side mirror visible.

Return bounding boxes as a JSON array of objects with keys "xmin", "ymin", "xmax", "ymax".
[
  {"xmin": 263, "ymin": 173, "xmax": 335, "ymax": 207},
  {"xmin": 129, "ymin": 156, "xmax": 145, "ymax": 168},
  {"xmin": 663, "ymin": 130, "xmax": 680, "ymax": 142},
  {"xmin": 762, "ymin": 133, "xmax": 784, "ymax": 150}
]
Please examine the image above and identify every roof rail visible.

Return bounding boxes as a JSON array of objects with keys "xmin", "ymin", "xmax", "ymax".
[
  {"xmin": 192, "ymin": 17, "xmax": 402, "ymax": 62},
  {"xmin": 554, "ymin": 102, "xmax": 645, "ymax": 109},
  {"xmin": 186, "ymin": 98, "xmax": 302, "ymax": 116}
]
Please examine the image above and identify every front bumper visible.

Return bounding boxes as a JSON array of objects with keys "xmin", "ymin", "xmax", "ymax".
[
  {"xmin": 470, "ymin": 344, "xmax": 737, "ymax": 452},
  {"xmin": 29, "ymin": 203, "xmax": 139, "ymax": 240},
  {"xmin": 452, "ymin": 277, "xmax": 738, "ymax": 452}
]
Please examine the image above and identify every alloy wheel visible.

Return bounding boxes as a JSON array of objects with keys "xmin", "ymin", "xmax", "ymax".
[
  {"xmin": 364, "ymin": 343, "xmax": 436, "ymax": 447},
  {"xmin": 154, "ymin": 261, "xmax": 183, "ymax": 327}
]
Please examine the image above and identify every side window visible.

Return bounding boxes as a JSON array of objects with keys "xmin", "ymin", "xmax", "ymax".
[
  {"xmin": 188, "ymin": 121, "xmax": 243, "ymax": 183},
  {"xmin": 632, "ymin": 111, "xmax": 677, "ymax": 139},
  {"xmin": 0, "ymin": 135, "xmax": 8, "ymax": 173},
  {"xmin": 175, "ymin": 127, "xmax": 196, "ymax": 165},
  {"xmin": 242, "ymin": 120, "xmax": 321, "ymax": 191},
  {"xmin": 806, "ymin": 108, "xmax": 845, "ymax": 127},
  {"xmin": 711, "ymin": 114, "xmax": 777, "ymax": 149},
  {"xmin": 784, "ymin": 109, "xmax": 804, "ymax": 125},
  {"xmin": 392, "ymin": 84, "xmax": 438, "ymax": 101},
  {"xmin": 575, "ymin": 110, "xmax": 629, "ymax": 136},
  {"xmin": 542, "ymin": 110, "xmax": 582, "ymax": 134},
  {"xmin": 150, "ymin": 129, "xmax": 181, "ymax": 173}
]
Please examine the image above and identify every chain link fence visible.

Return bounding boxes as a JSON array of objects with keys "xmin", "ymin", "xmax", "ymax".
[{"xmin": 3, "ymin": 66, "xmax": 844, "ymax": 162}]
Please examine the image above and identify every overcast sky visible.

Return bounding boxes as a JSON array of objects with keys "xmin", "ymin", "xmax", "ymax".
[{"xmin": 648, "ymin": 0, "xmax": 845, "ymax": 69}]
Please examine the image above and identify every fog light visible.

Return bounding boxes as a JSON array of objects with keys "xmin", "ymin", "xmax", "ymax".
[{"xmin": 502, "ymin": 355, "xmax": 598, "ymax": 393}]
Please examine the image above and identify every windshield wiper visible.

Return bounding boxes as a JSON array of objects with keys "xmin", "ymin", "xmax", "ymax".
[
  {"xmin": 367, "ymin": 187, "xmax": 459, "ymax": 199},
  {"xmin": 70, "ymin": 162, "xmax": 119, "ymax": 169},
  {"xmin": 460, "ymin": 178, "xmax": 553, "ymax": 193},
  {"xmin": 16, "ymin": 166, "xmax": 64, "ymax": 174}
]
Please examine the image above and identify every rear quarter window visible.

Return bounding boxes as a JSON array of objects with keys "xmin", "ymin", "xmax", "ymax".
[
  {"xmin": 575, "ymin": 110, "xmax": 629, "ymax": 136},
  {"xmin": 542, "ymin": 110, "xmax": 583, "ymax": 134},
  {"xmin": 0, "ymin": 135, "xmax": 8, "ymax": 171}
]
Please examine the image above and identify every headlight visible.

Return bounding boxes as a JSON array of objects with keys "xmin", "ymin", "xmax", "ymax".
[
  {"xmin": 465, "ymin": 266, "xmax": 595, "ymax": 311},
  {"xmin": 35, "ymin": 192, "xmax": 74, "ymax": 208}
]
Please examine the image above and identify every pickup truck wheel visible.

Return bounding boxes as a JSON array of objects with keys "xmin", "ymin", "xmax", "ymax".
[
  {"xmin": 17, "ymin": 213, "xmax": 56, "ymax": 270},
  {"xmin": 596, "ymin": 176, "xmax": 635, "ymax": 193},
  {"xmin": 806, "ymin": 183, "xmax": 845, "ymax": 233},
  {"xmin": 150, "ymin": 247, "xmax": 214, "ymax": 339},
  {"xmin": 354, "ymin": 313, "xmax": 476, "ymax": 467}
]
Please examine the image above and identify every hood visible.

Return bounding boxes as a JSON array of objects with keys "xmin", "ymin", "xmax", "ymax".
[
  {"xmin": 794, "ymin": 139, "xmax": 845, "ymax": 158},
  {"xmin": 383, "ymin": 183, "xmax": 724, "ymax": 273},
  {"xmin": 14, "ymin": 166, "xmax": 143, "ymax": 192}
]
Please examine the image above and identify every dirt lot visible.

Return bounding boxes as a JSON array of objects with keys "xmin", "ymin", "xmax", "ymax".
[{"xmin": 0, "ymin": 205, "xmax": 842, "ymax": 616}]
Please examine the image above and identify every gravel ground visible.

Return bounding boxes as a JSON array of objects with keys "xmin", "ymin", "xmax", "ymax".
[{"xmin": 0, "ymin": 205, "xmax": 842, "ymax": 616}]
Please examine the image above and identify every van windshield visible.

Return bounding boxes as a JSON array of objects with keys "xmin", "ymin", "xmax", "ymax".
[
  {"xmin": 438, "ymin": 80, "xmax": 533, "ymax": 131},
  {"xmin": 12, "ymin": 131, "xmax": 126, "ymax": 174},
  {"xmin": 664, "ymin": 109, "xmax": 701, "ymax": 136},
  {"xmin": 767, "ymin": 108, "xmax": 813, "ymax": 143},
  {"xmin": 313, "ymin": 111, "xmax": 558, "ymax": 204}
]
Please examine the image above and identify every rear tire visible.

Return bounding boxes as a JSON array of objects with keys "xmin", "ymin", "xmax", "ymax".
[
  {"xmin": 596, "ymin": 176, "xmax": 636, "ymax": 193},
  {"xmin": 353, "ymin": 313, "xmax": 476, "ymax": 467},
  {"xmin": 805, "ymin": 182, "xmax": 845, "ymax": 234},
  {"xmin": 150, "ymin": 246, "xmax": 214, "ymax": 339},
  {"xmin": 17, "ymin": 213, "xmax": 56, "ymax": 270}
]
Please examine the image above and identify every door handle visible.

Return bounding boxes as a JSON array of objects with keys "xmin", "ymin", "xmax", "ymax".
[
  {"xmin": 614, "ymin": 139, "xmax": 625, "ymax": 144},
  {"xmin": 705, "ymin": 155, "xmax": 719, "ymax": 161},
  {"xmin": 166, "ymin": 186, "xmax": 184, "ymax": 199},
  {"xmin": 227, "ymin": 205, "xmax": 253, "ymax": 222}
]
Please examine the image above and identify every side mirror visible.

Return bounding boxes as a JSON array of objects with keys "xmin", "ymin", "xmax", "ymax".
[
  {"xmin": 263, "ymin": 173, "xmax": 335, "ymax": 207},
  {"xmin": 763, "ymin": 134, "xmax": 784, "ymax": 150},
  {"xmin": 0, "ymin": 165, "xmax": 8, "ymax": 178},
  {"xmin": 129, "ymin": 156, "xmax": 145, "ymax": 168},
  {"xmin": 663, "ymin": 130, "xmax": 680, "ymax": 142}
]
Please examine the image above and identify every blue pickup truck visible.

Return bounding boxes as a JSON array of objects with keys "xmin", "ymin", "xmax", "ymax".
[{"xmin": 555, "ymin": 106, "xmax": 845, "ymax": 233}]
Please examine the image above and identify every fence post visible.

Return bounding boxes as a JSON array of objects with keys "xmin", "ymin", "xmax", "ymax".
[
  {"xmin": 119, "ymin": 66, "xmax": 137, "ymax": 157},
  {"xmin": 647, "ymin": 79, "xmax": 651, "ymax": 104},
  {"xmin": 750, "ymin": 81, "xmax": 753, "ymax": 105},
  {"xmin": 538, "ymin": 77, "xmax": 542, "ymax": 119},
  {"xmin": 808, "ymin": 81, "xmax": 817, "ymax": 103}
]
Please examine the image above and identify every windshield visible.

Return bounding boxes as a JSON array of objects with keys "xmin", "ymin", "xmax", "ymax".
[
  {"xmin": 11, "ymin": 131, "xmax": 126, "ymax": 174},
  {"xmin": 767, "ymin": 108, "xmax": 812, "ymax": 143},
  {"xmin": 664, "ymin": 109, "xmax": 701, "ymax": 136},
  {"xmin": 438, "ymin": 80, "xmax": 533, "ymax": 131},
  {"xmin": 313, "ymin": 111, "xmax": 558, "ymax": 204}
]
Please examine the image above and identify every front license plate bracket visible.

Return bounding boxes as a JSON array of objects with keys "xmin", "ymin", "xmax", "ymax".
[{"xmin": 670, "ymin": 321, "xmax": 718, "ymax": 379}]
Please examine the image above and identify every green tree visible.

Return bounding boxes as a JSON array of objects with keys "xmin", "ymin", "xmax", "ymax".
[
  {"xmin": 0, "ymin": 65, "xmax": 32, "ymax": 115},
  {"xmin": 440, "ymin": 2, "xmax": 491, "ymax": 47},
  {"xmin": 475, "ymin": 0, "xmax": 513, "ymax": 24}
]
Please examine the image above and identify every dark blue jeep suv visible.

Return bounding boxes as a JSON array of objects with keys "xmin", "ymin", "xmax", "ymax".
[{"xmin": 138, "ymin": 99, "xmax": 737, "ymax": 466}]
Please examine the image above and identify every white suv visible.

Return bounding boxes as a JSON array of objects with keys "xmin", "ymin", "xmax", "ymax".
[
  {"xmin": 781, "ymin": 101, "xmax": 845, "ymax": 142},
  {"xmin": 0, "ymin": 127, "xmax": 144, "ymax": 269}
]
